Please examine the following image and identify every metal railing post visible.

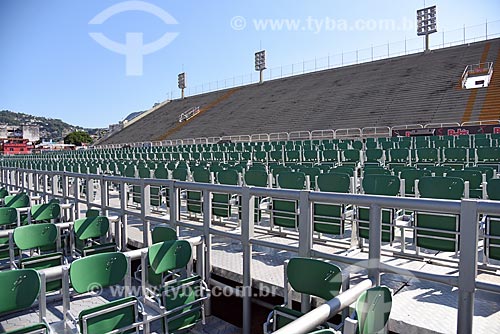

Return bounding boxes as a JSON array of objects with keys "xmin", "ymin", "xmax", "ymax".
[
  {"xmin": 73, "ymin": 176, "xmax": 80, "ymax": 220},
  {"xmin": 202, "ymin": 189, "xmax": 212, "ymax": 316},
  {"xmin": 141, "ymin": 180, "xmax": 151, "ymax": 247},
  {"xmin": 457, "ymin": 200, "xmax": 478, "ymax": 333},
  {"xmin": 120, "ymin": 181, "xmax": 128, "ymax": 251},
  {"xmin": 298, "ymin": 190, "xmax": 313, "ymax": 313},
  {"xmin": 368, "ymin": 204, "xmax": 382, "ymax": 285},
  {"xmin": 169, "ymin": 182, "xmax": 180, "ymax": 235},
  {"xmin": 241, "ymin": 186, "xmax": 255, "ymax": 334},
  {"xmin": 100, "ymin": 176, "xmax": 108, "ymax": 216}
]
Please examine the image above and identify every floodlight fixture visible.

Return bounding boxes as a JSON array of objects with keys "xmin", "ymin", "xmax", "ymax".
[
  {"xmin": 417, "ymin": 5, "xmax": 437, "ymax": 51},
  {"xmin": 255, "ymin": 50, "xmax": 266, "ymax": 83},
  {"xmin": 178, "ymin": 72, "xmax": 186, "ymax": 98}
]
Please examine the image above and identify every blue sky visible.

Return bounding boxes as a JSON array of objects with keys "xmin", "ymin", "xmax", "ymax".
[{"xmin": 1, "ymin": 0, "xmax": 499, "ymax": 128}]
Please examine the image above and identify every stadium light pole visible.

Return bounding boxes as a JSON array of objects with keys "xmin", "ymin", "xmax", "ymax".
[
  {"xmin": 178, "ymin": 72, "xmax": 186, "ymax": 99},
  {"xmin": 255, "ymin": 50, "xmax": 266, "ymax": 84},
  {"xmin": 417, "ymin": 5, "xmax": 437, "ymax": 52}
]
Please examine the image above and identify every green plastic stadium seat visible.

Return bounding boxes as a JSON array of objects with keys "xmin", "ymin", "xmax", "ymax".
[
  {"xmin": 400, "ymin": 169, "xmax": 431, "ymax": 197},
  {"xmin": 143, "ymin": 240, "xmax": 208, "ymax": 333},
  {"xmin": 416, "ymin": 177, "xmax": 464, "ymax": 252},
  {"xmin": 187, "ymin": 168, "xmax": 210, "ymax": 214},
  {"xmin": 0, "ymin": 269, "xmax": 50, "ymax": 334},
  {"xmin": 272, "ymin": 172, "xmax": 306, "ymax": 229},
  {"xmin": 0, "ymin": 207, "xmax": 17, "ymax": 259},
  {"xmin": 263, "ymin": 258, "xmax": 342, "ymax": 333},
  {"xmin": 29, "ymin": 202, "xmax": 61, "ymax": 224},
  {"xmin": 13, "ymin": 223, "xmax": 63, "ymax": 291},
  {"xmin": 485, "ymin": 179, "xmax": 500, "ymax": 261},
  {"xmin": 4, "ymin": 193, "xmax": 30, "ymax": 209},
  {"xmin": 68, "ymin": 252, "xmax": 139, "ymax": 334},
  {"xmin": 213, "ymin": 169, "xmax": 239, "ymax": 218},
  {"xmin": 357, "ymin": 175, "xmax": 399, "ymax": 242},
  {"xmin": 74, "ymin": 216, "xmax": 116, "ymax": 257},
  {"xmin": 351, "ymin": 286, "xmax": 392, "ymax": 334},
  {"xmin": 314, "ymin": 173, "xmax": 351, "ymax": 235}
]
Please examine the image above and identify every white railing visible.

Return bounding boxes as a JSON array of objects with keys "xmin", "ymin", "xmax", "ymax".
[
  {"xmin": 289, "ymin": 131, "xmax": 312, "ymax": 141},
  {"xmin": 93, "ymin": 118, "xmax": 500, "ymax": 150},
  {"xmin": 361, "ymin": 126, "xmax": 391, "ymax": 137},
  {"xmin": 311, "ymin": 129, "xmax": 335, "ymax": 140},
  {"xmin": 178, "ymin": 106, "xmax": 201, "ymax": 122},
  {"xmin": 1, "ymin": 167, "xmax": 500, "ymax": 334},
  {"xmin": 461, "ymin": 62, "xmax": 494, "ymax": 88}
]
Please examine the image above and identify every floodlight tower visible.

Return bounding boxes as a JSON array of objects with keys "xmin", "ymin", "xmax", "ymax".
[
  {"xmin": 178, "ymin": 72, "xmax": 186, "ymax": 98},
  {"xmin": 255, "ymin": 50, "xmax": 266, "ymax": 84},
  {"xmin": 417, "ymin": 5, "xmax": 437, "ymax": 52}
]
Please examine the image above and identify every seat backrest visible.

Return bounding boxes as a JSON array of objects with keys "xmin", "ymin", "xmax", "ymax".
[
  {"xmin": 138, "ymin": 167, "xmax": 151, "ymax": 178},
  {"xmin": 444, "ymin": 147, "xmax": 467, "ymax": 161},
  {"xmin": 356, "ymin": 286, "xmax": 392, "ymax": 334},
  {"xmin": 466, "ymin": 166, "xmax": 494, "ymax": 181},
  {"xmin": 192, "ymin": 168, "xmax": 210, "ymax": 183},
  {"xmin": 416, "ymin": 148, "xmax": 438, "ymax": 161},
  {"xmin": 172, "ymin": 168, "xmax": 188, "ymax": 181},
  {"xmin": 14, "ymin": 223, "xmax": 58, "ymax": 250},
  {"xmin": 343, "ymin": 149, "xmax": 360, "ymax": 162},
  {"xmin": 418, "ymin": 176, "xmax": 464, "ymax": 199},
  {"xmin": 277, "ymin": 171, "xmax": 306, "ymax": 190},
  {"xmin": 0, "ymin": 268, "xmax": 40, "ymax": 314},
  {"xmin": 74, "ymin": 216, "xmax": 110, "ymax": 240},
  {"xmin": 362, "ymin": 175, "xmax": 400, "ymax": 196},
  {"xmin": 4, "ymin": 193, "xmax": 30, "ymax": 208},
  {"xmin": 447, "ymin": 170, "xmax": 482, "ymax": 188},
  {"xmin": 86, "ymin": 209, "xmax": 100, "ymax": 217},
  {"xmin": 363, "ymin": 167, "xmax": 391, "ymax": 176},
  {"xmin": 217, "ymin": 169, "xmax": 239, "ymax": 185},
  {"xmin": 477, "ymin": 147, "xmax": 500, "ymax": 161},
  {"xmin": 487, "ymin": 179, "xmax": 500, "ymax": 200},
  {"xmin": 0, "ymin": 206, "xmax": 18, "ymax": 226},
  {"xmin": 30, "ymin": 203, "xmax": 60, "ymax": 221},
  {"xmin": 152, "ymin": 225, "xmax": 178, "ymax": 244},
  {"xmin": 365, "ymin": 149, "xmax": 383, "ymax": 161},
  {"xmin": 154, "ymin": 165, "xmax": 169, "ymax": 179},
  {"xmin": 316, "ymin": 173, "xmax": 350, "ymax": 193},
  {"xmin": 70, "ymin": 252, "xmax": 127, "ymax": 293},
  {"xmin": 0, "ymin": 187, "xmax": 8, "ymax": 199},
  {"xmin": 388, "ymin": 149, "xmax": 409, "ymax": 162},
  {"xmin": 148, "ymin": 240, "xmax": 192, "ymax": 275},
  {"xmin": 331, "ymin": 166, "xmax": 355, "ymax": 176},
  {"xmin": 287, "ymin": 258, "xmax": 342, "ymax": 300},
  {"xmin": 400, "ymin": 169, "xmax": 432, "ymax": 194},
  {"xmin": 425, "ymin": 165, "xmax": 451, "ymax": 177},
  {"xmin": 244, "ymin": 170, "xmax": 268, "ymax": 187},
  {"xmin": 123, "ymin": 165, "xmax": 136, "ymax": 178}
]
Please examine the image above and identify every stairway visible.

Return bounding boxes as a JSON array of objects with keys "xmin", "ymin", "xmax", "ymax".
[
  {"xmin": 461, "ymin": 42, "xmax": 490, "ymax": 123},
  {"xmin": 479, "ymin": 48, "xmax": 500, "ymax": 121},
  {"xmin": 155, "ymin": 88, "xmax": 241, "ymax": 141}
]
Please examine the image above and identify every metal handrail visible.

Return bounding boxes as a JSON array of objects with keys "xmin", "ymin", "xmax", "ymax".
[
  {"xmin": 178, "ymin": 106, "xmax": 200, "ymax": 122},
  {"xmin": 1, "ymin": 167, "xmax": 500, "ymax": 334},
  {"xmin": 94, "ymin": 118, "xmax": 500, "ymax": 149}
]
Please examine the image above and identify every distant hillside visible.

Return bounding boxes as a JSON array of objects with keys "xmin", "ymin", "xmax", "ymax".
[{"xmin": 0, "ymin": 110, "xmax": 84, "ymax": 140}]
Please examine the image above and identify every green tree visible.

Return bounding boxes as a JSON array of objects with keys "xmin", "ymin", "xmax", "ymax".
[{"xmin": 64, "ymin": 131, "xmax": 93, "ymax": 146}]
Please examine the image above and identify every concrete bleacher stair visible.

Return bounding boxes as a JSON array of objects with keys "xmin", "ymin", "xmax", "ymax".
[
  {"xmin": 479, "ymin": 46, "xmax": 500, "ymax": 121},
  {"xmin": 101, "ymin": 38, "xmax": 500, "ymax": 145}
]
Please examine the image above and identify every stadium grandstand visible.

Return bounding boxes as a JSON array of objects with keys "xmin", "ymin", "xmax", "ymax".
[
  {"xmin": 99, "ymin": 38, "xmax": 500, "ymax": 146},
  {"xmin": 2, "ymin": 5, "xmax": 500, "ymax": 334}
]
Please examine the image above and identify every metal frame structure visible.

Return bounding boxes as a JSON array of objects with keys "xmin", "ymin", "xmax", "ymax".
[
  {"xmin": 1, "ymin": 167, "xmax": 500, "ymax": 334},
  {"xmin": 94, "ymin": 118, "xmax": 500, "ymax": 149}
]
